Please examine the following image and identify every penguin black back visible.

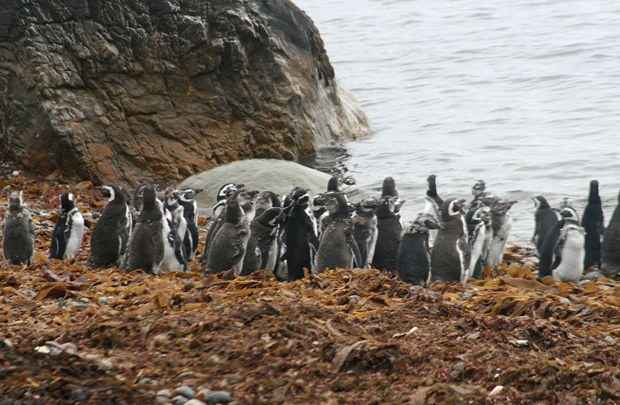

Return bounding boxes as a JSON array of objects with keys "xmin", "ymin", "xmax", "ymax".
[
  {"xmin": 89, "ymin": 185, "xmax": 132, "ymax": 268},
  {"xmin": 602, "ymin": 190, "xmax": 620, "ymax": 277},
  {"xmin": 3, "ymin": 191, "xmax": 35, "ymax": 265},
  {"xmin": 398, "ymin": 213, "xmax": 441, "ymax": 285},
  {"xmin": 282, "ymin": 188, "xmax": 317, "ymax": 281},
  {"xmin": 532, "ymin": 195, "xmax": 559, "ymax": 255},
  {"xmin": 50, "ymin": 192, "xmax": 77, "ymax": 260},
  {"xmin": 582, "ymin": 180, "xmax": 604, "ymax": 269},
  {"xmin": 372, "ymin": 195, "xmax": 403, "ymax": 273},
  {"xmin": 539, "ymin": 206, "xmax": 580, "ymax": 278}
]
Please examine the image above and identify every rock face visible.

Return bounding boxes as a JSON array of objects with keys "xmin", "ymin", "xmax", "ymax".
[{"xmin": 0, "ymin": 0, "xmax": 368, "ymax": 185}]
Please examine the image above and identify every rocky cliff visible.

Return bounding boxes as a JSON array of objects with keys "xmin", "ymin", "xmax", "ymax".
[{"xmin": 0, "ymin": 0, "xmax": 368, "ymax": 185}]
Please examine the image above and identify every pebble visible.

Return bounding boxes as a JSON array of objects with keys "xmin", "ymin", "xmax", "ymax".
[
  {"xmin": 185, "ymin": 401, "xmax": 206, "ymax": 405},
  {"xmin": 98, "ymin": 296, "xmax": 110, "ymax": 305},
  {"xmin": 157, "ymin": 389, "xmax": 172, "ymax": 398},
  {"xmin": 558, "ymin": 297, "xmax": 571, "ymax": 305},
  {"xmin": 489, "ymin": 385, "xmax": 504, "ymax": 397},
  {"xmin": 156, "ymin": 396, "xmax": 171, "ymax": 405},
  {"xmin": 604, "ymin": 335, "xmax": 616, "ymax": 345},
  {"xmin": 0, "ymin": 339, "xmax": 14, "ymax": 350},
  {"xmin": 137, "ymin": 377, "xmax": 156, "ymax": 385},
  {"xmin": 205, "ymin": 391, "xmax": 232, "ymax": 405},
  {"xmin": 174, "ymin": 385, "xmax": 195, "ymax": 398},
  {"xmin": 348, "ymin": 294, "xmax": 361, "ymax": 304},
  {"xmin": 172, "ymin": 395, "xmax": 189, "ymax": 405}
]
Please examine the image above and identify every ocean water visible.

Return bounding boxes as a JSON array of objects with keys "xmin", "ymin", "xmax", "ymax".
[{"xmin": 295, "ymin": 0, "xmax": 620, "ymax": 241}]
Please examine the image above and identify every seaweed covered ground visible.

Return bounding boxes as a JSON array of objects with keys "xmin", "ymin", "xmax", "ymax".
[{"xmin": 0, "ymin": 174, "xmax": 619, "ymax": 404}]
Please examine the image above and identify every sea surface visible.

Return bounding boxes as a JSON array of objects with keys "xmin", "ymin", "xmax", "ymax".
[{"xmin": 295, "ymin": 0, "xmax": 620, "ymax": 241}]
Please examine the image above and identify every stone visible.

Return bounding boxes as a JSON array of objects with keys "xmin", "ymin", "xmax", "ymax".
[
  {"xmin": 204, "ymin": 391, "xmax": 232, "ymax": 405},
  {"xmin": 179, "ymin": 159, "xmax": 331, "ymax": 209},
  {"xmin": 174, "ymin": 386, "xmax": 195, "ymax": 399},
  {"xmin": 0, "ymin": 0, "xmax": 368, "ymax": 186},
  {"xmin": 157, "ymin": 389, "xmax": 172, "ymax": 398},
  {"xmin": 172, "ymin": 396, "xmax": 189, "ymax": 405},
  {"xmin": 185, "ymin": 401, "xmax": 206, "ymax": 405}
]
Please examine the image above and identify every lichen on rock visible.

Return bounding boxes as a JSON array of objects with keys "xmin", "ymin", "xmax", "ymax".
[{"xmin": 0, "ymin": 0, "xmax": 368, "ymax": 185}]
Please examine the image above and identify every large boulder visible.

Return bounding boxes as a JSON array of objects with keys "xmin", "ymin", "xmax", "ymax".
[
  {"xmin": 0, "ymin": 0, "xmax": 368, "ymax": 185},
  {"xmin": 179, "ymin": 159, "xmax": 332, "ymax": 208}
]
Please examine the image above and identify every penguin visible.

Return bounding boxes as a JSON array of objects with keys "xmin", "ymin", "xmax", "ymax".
[
  {"xmin": 602, "ymin": 190, "xmax": 620, "ymax": 278},
  {"xmin": 371, "ymin": 177, "xmax": 404, "ymax": 273},
  {"xmin": 539, "ymin": 205, "xmax": 580, "ymax": 278},
  {"xmin": 50, "ymin": 192, "xmax": 85, "ymax": 261},
  {"xmin": 163, "ymin": 192, "xmax": 189, "ymax": 271},
  {"xmin": 123, "ymin": 185, "xmax": 167, "ymax": 274},
  {"xmin": 201, "ymin": 183, "xmax": 243, "ymax": 264},
  {"xmin": 176, "ymin": 188, "xmax": 202, "ymax": 261},
  {"xmin": 531, "ymin": 195, "xmax": 559, "ymax": 255},
  {"xmin": 315, "ymin": 192, "xmax": 362, "ymax": 273},
  {"xmin": 88, "ymin": 185, "xmax": 132, "ymax": 268},
  {"xmin": 205, "ymin": 190, "xmax": 253, "ymax": 275},
  {"xmin": 352, "ymin": 198, "xmax": 379, "ymax": 268},
  {"xmin": 255, "ymin": 191, "xmax": 281, "ymax": 217},
  {"xmin": 485, "ymin": 199, "xmax": 517, "ymax": 269},
  {"xmin": 582, "ymin": 180, "xmax": 604, "ymax": 269},
  {"xmin": 240, "ymin": 207, "xmax": 283, "ymax": 275},
  {"xmin": 552, "ymin": 222, "xmax": 586, "ymax": 282},
  {"xmin": 397, "ymin": 213, "xmax": 442, "ymax": 285},
  {"xmin": 430, "ymin": 198, "xmax": 469, "ymax": 283},
  {"xmin": 278, "ymin": 188, "xmax": 319, "ymax": 281},
  {"xmin": 2, "ymin": 191, "xmax": 35, "ymax": 265},
  {"xmin": 424, "ymin": 175, "xmax": 443, "ymax": 244},
  {"xmin": 464, "ymin": 205, "xmax": 491, "ymax": 282}
]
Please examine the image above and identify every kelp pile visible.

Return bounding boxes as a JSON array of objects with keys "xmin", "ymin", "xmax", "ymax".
[{"xmin": 0, "ymin": 174, "xmax": 619, "ymax": 404}]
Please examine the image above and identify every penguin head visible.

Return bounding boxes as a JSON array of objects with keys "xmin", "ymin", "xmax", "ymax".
[
  {"xmin": 377, "ymin": 195, "xmax": 401, "ymax": 217},
  {"xmin": 288, "ymin": 187, "xmax": 311, "ymax": 208},
  {"xmin": 178, "ymin": 188, "xmax": 202, "ymax": 202},
  {"xmin": 588, "ymin": 180, "xmax": 600, "ymax": 203},
  {"xmin": 471, "ymin": 205, "xmax": 492, "ymax": 224},
  {"xmin": 8, "ymin": 191, "xmax": 24, "ymax": 211},
  {"xmin": 560, "ymin": 206, "xmax": 579, "ymax": 222},
  {"xmin": 442, "ymin": 198, "xmax": 466, "ymax": 220},
  {"xmin": 532, "ymin": 195, "xmax": 550, "ymax": 209},
  {"xmin": 355, "ymin": 198, "xmax": 380, "ymax": 216},
  {"xmin": 327, "ymin": 176, "xmax": 340, "ymax": 192},
  {"xmin": 141, "ymin": 185, "xmax": 158, "ymax": 211},
  {"xmin": 217, "ymin": 183, "xmax": 243, "ymax": 202},
  {"xmin": 472, "ymin": 180, "xmax": 486, "ymax": 198},
  {"xmin": 381, "ymin": 177, "xmax": 398, "ymax": 198},
  {"xmin": 492, "ymin": 199, "xmax": 517, "ymax": 216},
  {"xmin": 100, "ymin": 185, "xmax": 126, "ymax": 203},
  {"xmin": 256, "ymin": 191, "xmax": 277, "ymax": 214},
  {"xmin": 239, "ymin": 190, "xmax": 259, "ymax": 214},
  {"xmin": 59, "ymin": 192, "xmax": 76, "ymax": 212},
  {"xmin": 405, "ymin": 213, "xmax": 442, "ymax": 234}
]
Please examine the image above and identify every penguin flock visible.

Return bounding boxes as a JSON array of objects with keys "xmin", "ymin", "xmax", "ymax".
[{"xmin": 2, "ymin": 175, "xmax": 620, "ymax": 284}]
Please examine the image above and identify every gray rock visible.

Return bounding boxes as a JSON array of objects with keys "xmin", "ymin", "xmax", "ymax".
[
  {"xmin": 185, "ymin": 400, "xmax": 206, "ymax": 405},
  {"xmin": 174, "ymin": 386, "xmax": 195, "ymax": 399},
  {"xmin": 172, "ymin": 395, "xmax": 189, "ymax": 405},
  {"xmin": 205, "ymin": 391, "xmax": 233, "ymax": 405},
  {"xmin": 0, "ymin": 0, "xmax": 367, "ymax": 185},
  {"xmin": 157, "ymin": 389, "xmax": 172, "ymax": 398}
]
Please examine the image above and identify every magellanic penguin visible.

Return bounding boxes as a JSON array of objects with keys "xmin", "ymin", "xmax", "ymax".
[
  {"xmin": 50, "ymin": 192, "xmax": 85, "ymax": 261},
  {"xmin": 176, "ymin": 188, "xmax": 202, "ymax": 261},
  {"xmin": 124, "ymin": 185, "xmax": 167, "ymax": 274},
  {"xmin": 201, "ymin": 183, "xmax": 243, "ymax": 264},
  {"xmin": 278, "ymin": 188, "xmax": 319, "ymax": 281},
  {"xmin": 352, "ymin": 198, "xmax": 379, "ymax": 268},
  {"xmin": 88, "ymin": 186, "xmax": 132, "ymax": 268},
  {"xmin": 464, "ymin": 205, "xmax": 491, "ymax": 282},
  {"xmin": 2, "ymin": 191, "xmax": 35, "ymax": 265},
  {"xmin": 485, "ymin": 199, "xmax": 518, "ymax": 270},
  {"xmin": 398, "ymin": 213, "xmax": 442, "ymax": 285},
  {"xmin": 315, "ymin": 192, "xmax": 362, "ymax": 273},
  {"xmin": 205, "ymin": 190, "xmax": 253, "ymax": 276},
  {"xmin": 552, "ymin": 221, "xmax": 586, "ymax": 282},
  {"xmin": 241, "ymin": 207, "xmax": 283, "ymax": 275},
  {"xmin": 582, "ymin": 180, "xmax": 604, "ymax": 269},
  {"xmin": 602, "ymin": 190, "xmax": 620, "ymax": 278},
  {"xmin": 371, "ymin": 177, "xmax": 405, "ymax": 273},
  {"xmin": 531, "ymin": 195, "xmax": 559, "ymax": 255},
  {"xmin": 162, "ymin": 192, "xmax": 189, "ymax": 272},
  {"xmin": 430, "ymin": 198, "xmax": 469, "ymax": 283},
  {"xmin": 424, "ymin": 175, "xmax": 443, "ymax": 245},
  {"xmin": 539, "ymin": 205, "xmax": 580, "ymax": 278}
]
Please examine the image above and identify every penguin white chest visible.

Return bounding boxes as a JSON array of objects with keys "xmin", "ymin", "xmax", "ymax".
[
  {"xmin": 553, "ymin": 231, "xmax": 585, "ymax": 282},
  {"xmin": 64, "ymin": 211, "xmax": 85, "ymax": 260}
]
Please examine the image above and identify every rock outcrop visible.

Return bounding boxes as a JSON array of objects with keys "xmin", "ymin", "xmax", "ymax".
[{"xmin": 0, "ymin": 0, "xmax": 368, "ymax": 185}]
